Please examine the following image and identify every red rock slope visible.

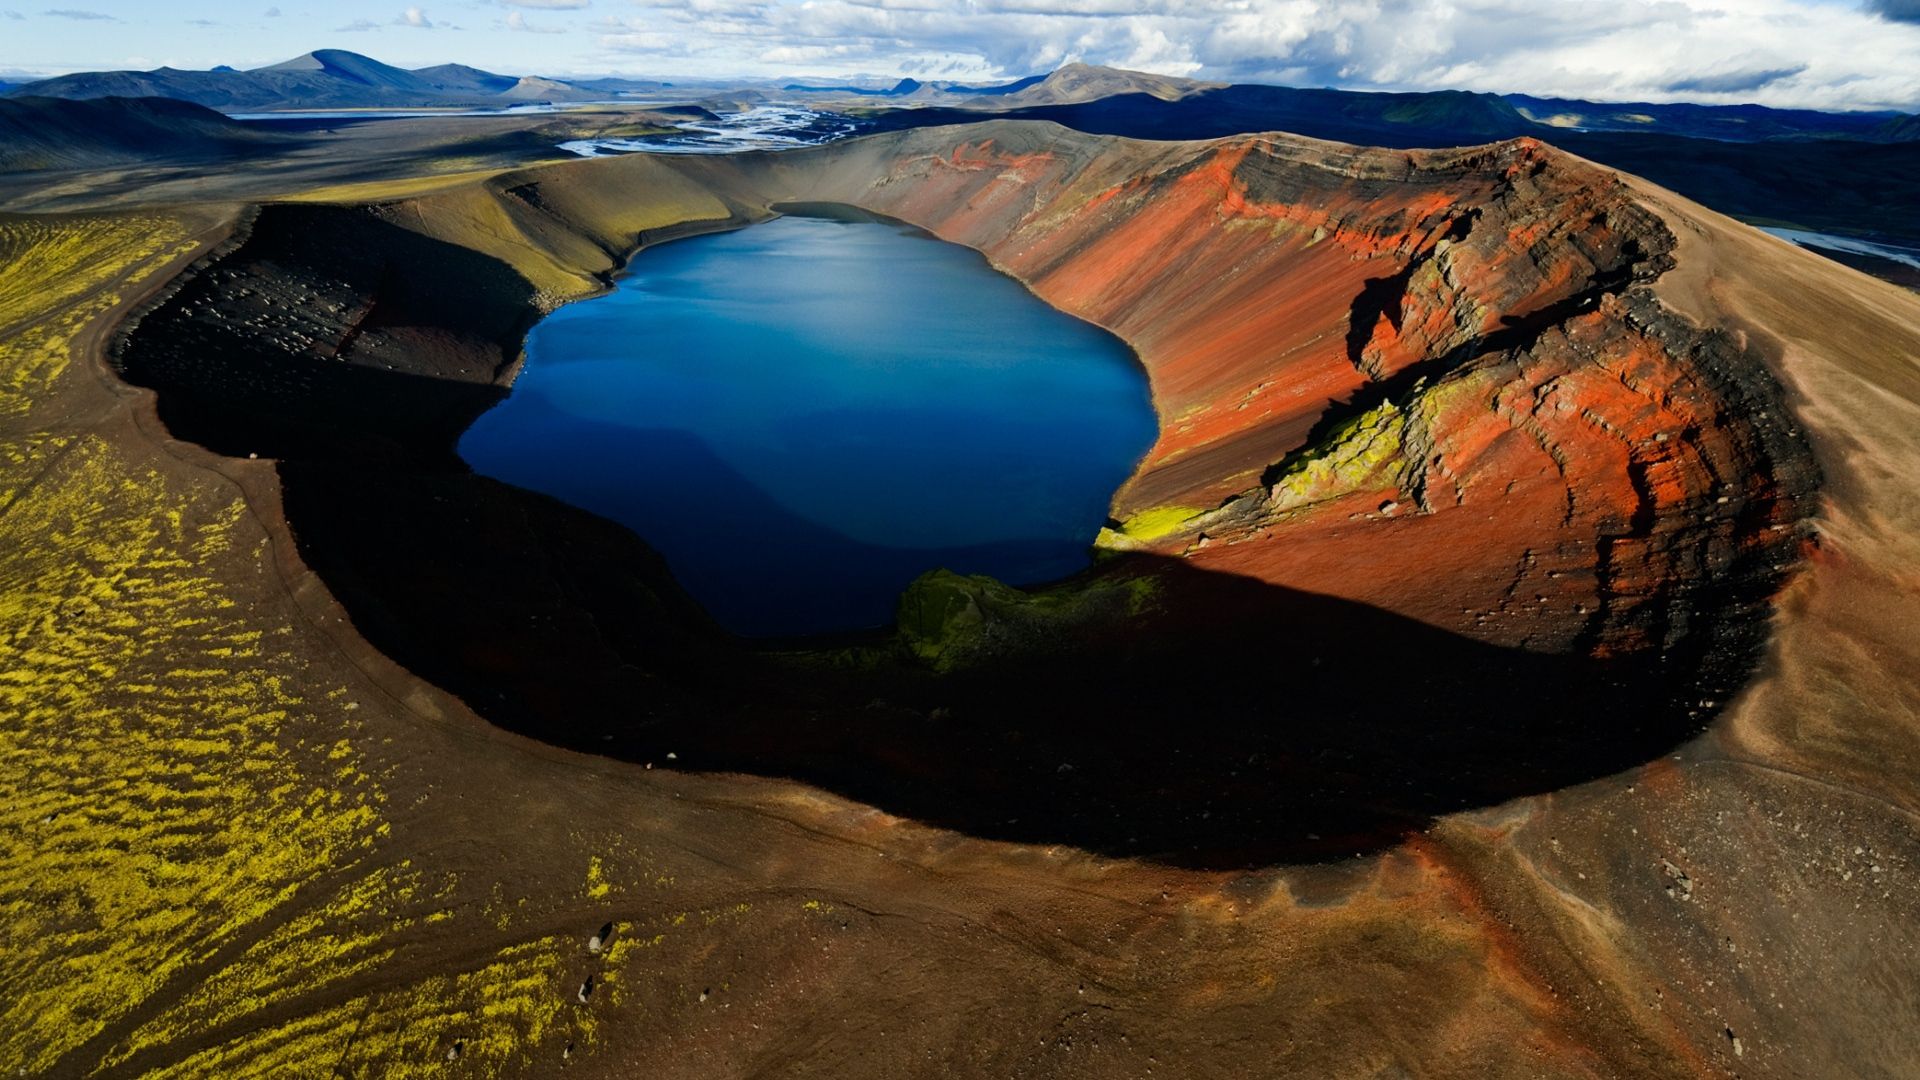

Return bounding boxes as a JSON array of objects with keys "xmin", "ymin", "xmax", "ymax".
[{"xmin": 710, "ymin": 123, "xmax": 1813, "ymax": 662}]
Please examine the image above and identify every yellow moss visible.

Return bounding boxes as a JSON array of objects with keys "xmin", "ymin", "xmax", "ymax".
[
  {"xmin": 143, "ymin": 935, "xmax": 589, "ymax": 1079},
  {"xmin": 0, "ymin": 214, "xmax": 190, "ymax": 329},
  {"xmin": 0, "ymin": 212, "xmax": 610, "ymax": 1078},
  {"xmin": 277, "ymin": 165, "xmax": 549, "ymax": 205},
  {"xmin": 98, "ymin": 864, "xmax": 442, "ymax": 1070},
  {"xmin": 0, "ymin": 439, "xmax": 386, "ymax": 1073},
  {"xmin": 1266, "ymin": 399, "xmax": 1408, "ymax": 514},
  {"xmin": 0, "ymin": 215, "xmax": 196, "ymax": 421},
  {"xmin": 584, "ymin": 854, "xmax": 614, "ymax": 900},
  {"xmin": 1095, "ymin": 504, "xmax": 1206, "ymax": 548}
]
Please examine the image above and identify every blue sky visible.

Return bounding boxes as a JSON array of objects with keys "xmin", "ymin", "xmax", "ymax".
[{"xmin": 4, "ymin": 0, "xmax": 1919, "ymax": 111}]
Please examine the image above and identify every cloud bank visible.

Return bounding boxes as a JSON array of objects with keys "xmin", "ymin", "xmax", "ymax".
[{"xmin": 581, "ymin": 0, "xmax": 1920, "ymax": 111}]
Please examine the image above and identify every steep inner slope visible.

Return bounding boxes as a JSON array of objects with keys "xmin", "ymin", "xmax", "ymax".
[
  {"xmin": 723, "ymin": 126, "xmax": 1814, "ymax": 669},
  {"xmin": 112, "ymin": 123, "xmax": 1815, "ymax": 864}
]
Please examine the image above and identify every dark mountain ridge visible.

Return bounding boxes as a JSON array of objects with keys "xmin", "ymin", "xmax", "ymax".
[
  {"xmin": 865, "ymin": 83, "xmax": 1535, "ymax": 148},
  {"xmin": 1503, "ymin": 92, "xmax": 1903, "ymax": 141},
  {"xmin": 5, "ymin": 49, "xmax": 607, "ymax": 111}
]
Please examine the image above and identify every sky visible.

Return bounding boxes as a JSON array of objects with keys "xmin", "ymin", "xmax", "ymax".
[{"xmin": 4, "ymin": 0, "xmax": 1920, "ymax": 111}]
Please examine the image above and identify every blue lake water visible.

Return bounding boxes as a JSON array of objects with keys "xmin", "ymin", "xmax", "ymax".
[{"xmin": 458, "ymin": 212, "xmax": 1157, "ymax": 637}]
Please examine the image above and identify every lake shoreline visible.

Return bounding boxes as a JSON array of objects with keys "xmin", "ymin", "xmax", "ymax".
[{"xmin": 458, "ymin": 208, "xmax": 1158, "ymax": 637}]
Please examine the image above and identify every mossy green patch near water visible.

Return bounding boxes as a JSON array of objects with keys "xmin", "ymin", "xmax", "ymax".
[{"xmin": 898, "ymin": 568, "xmax": 1160, "ymax": 672}]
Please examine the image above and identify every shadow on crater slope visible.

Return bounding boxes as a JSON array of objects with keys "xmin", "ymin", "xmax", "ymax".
[
  {"xmin": 272, "ymin": 447, "xmax": 1766, "ymax": 868},
  {"xmin": 110, "ymin": 129, "xmax": 1815, "ymax": 868}
]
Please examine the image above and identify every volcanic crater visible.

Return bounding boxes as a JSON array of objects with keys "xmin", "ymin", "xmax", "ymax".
[{"xmin": 112, "ymin": 122, "xmax": 1818, "ymax": 867}]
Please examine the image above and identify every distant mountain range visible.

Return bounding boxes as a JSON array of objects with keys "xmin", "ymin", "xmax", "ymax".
[
  {"xmin": 1, "ymin": 53, "xmax": 1220, "ymax": 115},
  {"xmin": 2, "ymin": 49, "xmax": 613, "ymax": 111},
  {"xmin": 866, "ymin": 83, "xmax": 1544, "ymax": 149},
  {"xmin": 1504, "ymin": 94, "xmax": 1901, "ymax": 141},
  {"xmin": 871, "ymin": 72, "xmax": 1919, "ymax": 147},
  {"xmin": 782, "ymin": 74, "xmax": 1046, "ymax": 99},
  {"xmin": 6, "ymin": 49, "xmax": 1915, "ymax": 148},
  {"xmin": 777, "ymin": 64, "xmax": 1217, "ymax": 111}
]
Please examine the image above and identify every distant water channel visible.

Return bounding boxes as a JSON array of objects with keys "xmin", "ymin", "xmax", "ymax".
[
  {"xmin": 1759, "ymin": 226, "xmax": 1920, "ymax": 271},
  {"xmin": 459, "ymin": 211, "xmax": 1157, "ymax": 637},
  {"xmin": 559, "ymin": 104, "xmax": 860, "ymax": 156}
]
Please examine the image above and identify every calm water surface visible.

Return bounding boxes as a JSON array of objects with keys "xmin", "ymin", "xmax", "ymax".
[{"xmin": 459, "ymin": 213, "xmax": 1157, "ymax": 637}]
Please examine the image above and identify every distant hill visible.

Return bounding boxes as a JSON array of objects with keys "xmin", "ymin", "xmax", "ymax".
[
  {"xmin": 5, "ymin": 49, "xmax": 612, "ymax": 112},
  {"xmin": 0, "ymin": 95, "xmax": 288, "ymax": 171},
  {"xmin": 865, "ymin": 72, "xmax": 1920, "ymax": 157},
  {"xmin": 1505, "ymin": 94, "xmax": 1898, "ymax": 142},
  {"xmin": 568, "ymin": 77, "xmax": 677, "ymax": 94},
  {"xmin": 946, "ymin": 74, "xmax": 1047, "ymax": 97},
  {"xmin": 410, "ymin": 63, "xmax": 520, "ymax": 97},
  {"xmin": 779, "ymin": 65, "xmax": 1206, "ymax": 107},
  {"xmin": 853, "ymin": 64, "xmax": 1913, "ymax": 150},
  {"xmin": 783, "ymin": 80, "xmax": 897, "ymax": 96},
  {"xmin": 974, "ymin": 63, "xmax": 1219, "ymax": 108},
  {"xmin": 498, "ymin": 76, "xmax": 605, "ymax": 103},
  {"xmin": 867, "ymin": 81, "xmax": 1534, "ymax": 148},
  {"xmin": 1878, "ymin": 113, "xmax": 1920, "ymax": 141}
]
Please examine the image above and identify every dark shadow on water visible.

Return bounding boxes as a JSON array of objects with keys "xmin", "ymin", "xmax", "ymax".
[{"xmin": 461, "ymin": 393, "xmax": 1120, "ymax": 638}]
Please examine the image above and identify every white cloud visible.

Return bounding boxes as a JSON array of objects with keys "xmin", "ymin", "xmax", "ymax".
[
  {"xmin": 399, "ymin": 6, "xmax": 432, "ymax": 27},
  {"xmin": 506, "ymin": 10, "xmax": 568, "ymax": 32},
  {"xmin": 586, "ymin": 0, "xmax": 1920, "ymax": 110},
  {"xmin": 500, "ymin": 0, "xmax": 590, "ymax": 7}
]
